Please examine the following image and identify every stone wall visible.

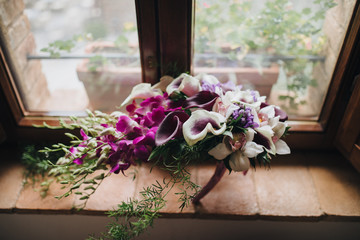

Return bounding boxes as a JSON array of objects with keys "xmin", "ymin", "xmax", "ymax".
[
  {"xmin": 309, "ymin": 0, "xmax": 356, "ymax": 116},
  {"xmin": 0, "ymin": 0, "xmax": 49, "ymax": 111}
]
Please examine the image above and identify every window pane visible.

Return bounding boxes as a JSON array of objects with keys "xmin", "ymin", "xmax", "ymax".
[
  {"xmin": 2, "ymin": 0, "xmax": 140, "ymax": 114},
  {"xmin": 194, "ymin": 0, "xmax": 356, "ymax": 120}
]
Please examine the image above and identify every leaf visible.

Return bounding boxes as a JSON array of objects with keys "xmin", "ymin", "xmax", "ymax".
[
  {"xmin": 84, "ymin": 186, "xmax": 96, "ymax": 191},
  {"xmin": 64, "ymin": 133, "xmax": 78, "ymax": 140},
  {"xmin": 94, "ymin": 173, "xmax": 105, "ymax": 180},
  {"xmin": 302, "ymin": 8, "xmax": 311, "ymax": 15}
]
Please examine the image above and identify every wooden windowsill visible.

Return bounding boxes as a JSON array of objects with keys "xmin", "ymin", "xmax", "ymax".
[{"xmin": 1, "ymin": 149, "xmax": 360, "ymax": 222}]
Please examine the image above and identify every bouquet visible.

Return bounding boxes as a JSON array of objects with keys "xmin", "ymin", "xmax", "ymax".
[{"xmin": 34, "ymin": 73, "xmax": 290, "ymax": 239}]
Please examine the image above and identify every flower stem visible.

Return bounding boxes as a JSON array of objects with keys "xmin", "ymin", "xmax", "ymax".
[{"xmin": 192, "ymin": 161, "xmax": 226, "ymax": 204}]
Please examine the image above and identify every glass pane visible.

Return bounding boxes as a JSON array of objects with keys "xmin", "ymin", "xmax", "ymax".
[
  {"xmin": 194, "ymin": 0, "xmax": 356, "ymax": 120},
  {"xmin": 3, "ymin": 0, "xmax": 140, "ymax": 114}
]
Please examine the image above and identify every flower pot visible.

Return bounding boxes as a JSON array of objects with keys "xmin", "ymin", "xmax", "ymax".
[
  {"xmin": 76, "ymin": 42, "xmax": 141, "ymax": 112},
  {"xmin": 195, "ymin": 64, "xmax": 279, "ymax": 99}
]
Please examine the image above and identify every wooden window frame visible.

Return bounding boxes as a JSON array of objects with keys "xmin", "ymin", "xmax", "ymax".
[{"xmin": 0, "ymin": 0, "xmax": 359, "ymax": 150}]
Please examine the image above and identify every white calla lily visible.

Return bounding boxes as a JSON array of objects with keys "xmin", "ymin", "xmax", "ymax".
[
  {"xmin": 166, "ymin": 73, "xmax": 202, "ymax": 96},
  {"xmin": 121, "ymin": 83, "xmax": 162, "ymax": 107},
  {"xmin": 255, "ymin": 125, "xmax": 276, "ymax": 154},
  {"xmin": 183, "ymin": 110, "xmax": 226, "ymax": 146}
]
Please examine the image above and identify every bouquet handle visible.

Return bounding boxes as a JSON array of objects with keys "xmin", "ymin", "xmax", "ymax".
[{"xmin": 192, "ymin": 160, "xmax": 226, "ymax": 204}]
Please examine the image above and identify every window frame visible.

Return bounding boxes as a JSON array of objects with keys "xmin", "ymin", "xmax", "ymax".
[{"xmin": 0, "ymin": 0, "xmax": 359, "ymax": 150}]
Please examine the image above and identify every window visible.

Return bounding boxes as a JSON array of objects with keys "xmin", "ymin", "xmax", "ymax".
[
  {"xmin": 0, "ymin": 0, "xmax": 359, "ymax": 151},
  {"xmin": 194, "ymin": 0, "xmax": 356, "ymax": 121},
  {"xmin": 5, "ymin": 0, "xmax": 141, "ymax": 113}
]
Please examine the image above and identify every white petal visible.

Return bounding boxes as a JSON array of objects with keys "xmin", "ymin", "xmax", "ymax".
[
  {"xmin": 251, "ymin": 108, "xmax": 260, "ymax": 126},
  {"xmin": 256, "ymin": 125, "xmax": 276, "ymax": 154},
  {"xmin": 152, "ymin": 75, "xmax": 174, "ymax": 92},
  {"xmin": 245, "ymin": 128, "xmax": 256, "ymax": 142},
  {"xmin": 259, "ymin": 105, "xmax": 275, "ymax": 118},
  {"xmin": 166, "ymin": 73, "xmax": 188, "ymax": 95},
  {"xmin": 208, "ymin": 142, "xmax": 232, "ymax": 160},
  {"xmin": 121, "ymin": 83, "xmax": 162, "ymax": 107},
  {"xmin": 275, "ymin": 139, "xmax": 291, "ymax": 155},
  {"xmin": 183, "ymin": 110, "xmax": 226, "ymax": 146},
  {"xmin": 269, "ymin": 116, "xmax": 280, "ymax": 128},
  {"xmin": 166, "ymin": 73, "xmax": 201, "ymax": 96},
  {"xmin": 273, "ymin": 121, "xmax": 287, "ymax": 138},
  {"xmin": 225, "ymin": 104, "xmax": 240, "ymax": 119},
  {"xmin": 195, "ymin": 73, "xmax": 220, "ymax": 84},
  {"xmin": 178, "ymin": 75, "xmax": 202, "ymax": 96},
  {"xmin": 229, "ymin": 151, "xmax": 250, "ymax": 172},
  {"xmin": 243, "ymin": 141, "xmax": 264, "ymax": 158}
]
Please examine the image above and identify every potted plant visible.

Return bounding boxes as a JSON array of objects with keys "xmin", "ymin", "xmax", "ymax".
[
  {"xmin": 76, "ymin": 41, "xmax": 141, "ymax": 112},
  {"xmin": 194, "ymin": 0, "xmax": 336, "ymax": 112}
]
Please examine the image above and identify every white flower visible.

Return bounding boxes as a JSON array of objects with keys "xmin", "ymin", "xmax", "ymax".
[
  {"xmin": 255, "ymin": 125, "xmax": 276, "ymax": 154},
  {"xmin": 166, "ymin": 73, "xmax": 202, "ymax": 97},
  {"xmin": 121, "ymin": 83, "xmax": 162, "ymax": 107},
  {"xmin": 229, "ymin": 151, "xmax": 250, "ymax": 172},
  {"xmin": 208, "ymin": 140, "xmax": 232, "ymax": 160},
  {"xmin": 222, "ymin": 89, "xmax": 266, "ymax": 111},
  {"xmin": 152, "ymin": 75, "xmax": 174, "ymax": 92},
  {"xmin": 183, "ymin": 109, "xmax": 226, "ymax": 146},
  {"xmin": 269, "ymin": 116, "xmax": 290, "ymax": 155}
]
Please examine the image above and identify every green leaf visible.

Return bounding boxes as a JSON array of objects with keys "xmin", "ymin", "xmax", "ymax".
[
  {"xmin": 84, "ymin": 186, "xmax": 96, "ymax": 191},
  {"xmin": 83, "ymin": 179, "xmax": 97, "ymax": 184},
  {"xmin": 94, "ymin": 173, "xmax": 105, "ymax": 180},
  {"xmin": 302, "ymin": 8, "xmax": 311, "ymax": 15},
  {"xmin": 71, "ymin": 183, "xmax": 81, "ymax": 190}
]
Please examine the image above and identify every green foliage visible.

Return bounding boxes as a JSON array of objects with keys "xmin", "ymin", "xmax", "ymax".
[
  {"xmin": 195, "ymin": 0, "xmax": 336, "ymax": 110},
  {"xmin": 84, "ymin": 20, "xmax": 107, "ymax": 40},
  {"xmin": 87, "ymin": 55, "xmax": 109, "ymax": 72},
  {"xmin": 249, "ymin": 150, "xmax": 272, "ymax": 170},
  {"xmin": 87, "ymin": 162, "xmax": 199, "ymax": 240},
  {"xmin": 41, "ymin": 33, "xmax": 92, "ymax": 57},
  {"xmin": 25, "ymin": 109, "xmax": 203, "ymax": 239},
  {"xmin": 21, "ymin": 145, "xmax": 60, "ymax": 197}
]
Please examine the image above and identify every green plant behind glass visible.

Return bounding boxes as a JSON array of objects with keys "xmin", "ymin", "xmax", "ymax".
[{"xmin": 195, "ymin": 0, "xmax": 336, "ymax": 111}]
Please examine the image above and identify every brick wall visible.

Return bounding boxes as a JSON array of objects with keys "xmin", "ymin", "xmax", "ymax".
[{"xmin": 0, "ymin": 0, "xmax": 50, "ymax": 111}]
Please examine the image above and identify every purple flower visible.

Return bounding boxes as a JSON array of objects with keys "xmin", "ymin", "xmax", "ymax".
[
  {"xmin": 108, "ymin": 140, "xmax": 134, "ymax": 174},
  {"xmin": 201, "ymin": 81, "xmax": 221, "ymax": 92},
  {"xmin": 182, "ymin": 109, "xmax": 226, "ymax": 146},
  {"xmin": 116, "ymin": 115, "xmax": 139, "ymax": 134},
  {"xmin": 232, "ymin": 105, "xmax": 259, "ymax": 129},
  {"xmin": 183, "ymin": 91, "xmax": 219, "ymax": 111},
  {"xmin": 155, "ymin": 111, "xmax": 190, "ymax": 146},
  {"xmin": 69, "ymin": 146, "xmax": 87, "ymax": 165},
  {"xmin": 135, "ymin": 94, "xmax": 167, "ymax": 116}
]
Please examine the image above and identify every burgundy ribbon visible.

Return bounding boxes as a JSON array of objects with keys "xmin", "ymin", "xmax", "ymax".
[{"xmin": 192, "ymin": 161, "xmax": 226, "ymax": 204}]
